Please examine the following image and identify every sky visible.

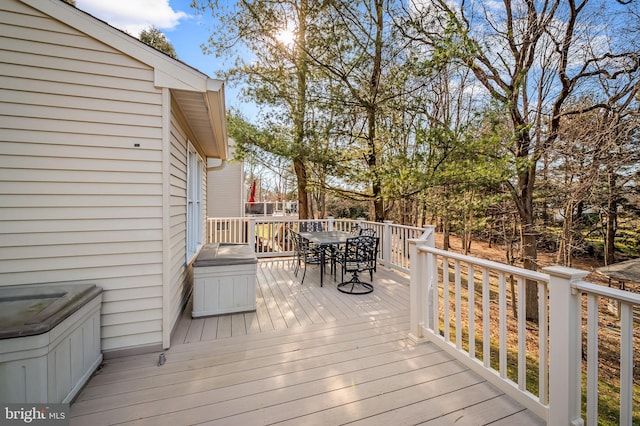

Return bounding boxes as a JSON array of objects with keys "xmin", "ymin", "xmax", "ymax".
[{"xmin": 75, "ymin": 0, "xmax": 253, "ymax": 116}]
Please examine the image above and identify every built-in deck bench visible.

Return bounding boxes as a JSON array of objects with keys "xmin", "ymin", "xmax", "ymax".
[{"xmin": 192, "ymin": 243, "xmax": 258, "ymax": 318}]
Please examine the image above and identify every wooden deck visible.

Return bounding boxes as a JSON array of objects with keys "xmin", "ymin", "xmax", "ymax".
[{"xmin": 70, "ymin": 259, "xmax": 545, "ymax": 425}]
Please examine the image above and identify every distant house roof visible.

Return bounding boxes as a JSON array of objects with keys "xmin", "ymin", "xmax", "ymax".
[
  {"xmin": 596, "ymin": 258, "xmax": 640, "ymax": 285},
  {"xmin": 22, "ymin": 0, "xmax": 228, "ymax": 159}
]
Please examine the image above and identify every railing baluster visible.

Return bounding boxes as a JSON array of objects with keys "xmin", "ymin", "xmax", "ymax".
[
  {"xmin": 538, "ymin": 283, "xmax": 549, "ymax": 405},
  {"xmin": 432, "ymin": 250, "xmax": 439, "ymax": 336},
  {"xmin": 455, "ymin": 260, "xmax": 462, "ymax": 350},
  {"xmin": 482, "ymin": 267, "xmax": 490, "ymax": 369},
  {"xmin": 499, "ymin": 272, "xmax": 507, "ymax": 379},
  {"xmin": 443, "ymin": 257, "xmax": 450, "ymax": 343},
  {"xmin": 620, "ymin": 301, "xmax": 633, "ymax": 425},
  {"xmin": 468, "ymin": 264, "xmax": 475, "ymax": 358},
  {"xmin": 517, "ymin": 276, "xmax": 526, "ymax": 391},
  {"xmin": 586, "ymin": 293, "xmax": 599, "ymax": 426}
]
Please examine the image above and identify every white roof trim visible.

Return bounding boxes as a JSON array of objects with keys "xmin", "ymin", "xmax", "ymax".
[{"xmin": 22, "ymin": 0, "xmax": 216, "ymax": 92}]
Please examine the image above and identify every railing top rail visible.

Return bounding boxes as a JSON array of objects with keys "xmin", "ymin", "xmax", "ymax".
[
  {"xmin": 387, "ymin": 223, "xmax": 433, "ymax": 232},
  {"xmin": 249, "ymin": 216, "xmax": 300, "ymax": 222},
  {"xmin": 415, "ymin": 243, "xmax": 550, "ymax": 283},
  {"xmin": 574, "ymin": 280, "xmax": 640, "ymax": 305}
]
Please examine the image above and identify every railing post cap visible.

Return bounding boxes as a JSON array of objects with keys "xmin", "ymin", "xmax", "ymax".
[
  {"xmin": 543, "ymin": 265, "xmax": 590, "ymax": 281},
  {"xmin": 383, "ymin": 220, "xmax": 393, "ymax": 224}
]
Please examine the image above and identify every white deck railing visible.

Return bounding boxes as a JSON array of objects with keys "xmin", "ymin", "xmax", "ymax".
[
  {"xmin": 409, "ymin": 239, "xmax": 639, "ymax": 425},
  {"xmin": 206, "ymin": 218, "xmax": 638, "ymax": 423},
  {"xmin": 244, "ymin": 201, "xmax": 298, "ymax": 216},
  {"xmin": 206, "ymin": 216, "xmax": 432, "ymax": 272}
]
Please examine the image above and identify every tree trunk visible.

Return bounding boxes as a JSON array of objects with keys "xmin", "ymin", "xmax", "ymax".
[
  {"xmin": 521, "ymin": 224, "xmax": 539, "ymax": 322},
  {"xmin": 465, "ymin": 191, "xmax": 474, "ymax": 255},
  {"xmin": 318, "ymin": 189, "xmax": 326, "ymax": 219},
  {"xmin": 294, "ymin": 158, "xmax": 309, "ymax": 219},
  {"xmin": 292, "ymin": 0, "xmax": 309, "ymax": 220},
  {"xmin": 443, "ymin": 215, "xmax": 450, "ymax": 251},
  {"xmin": 368, "ymin": 0, "xmax": 384, "ymax": 222},
  {"xmin": 605, "ymin": 170, "xmax": 617, "ymax": 265},
  {"xmin": 556, "ymin": 201, "xmax": 574, "ymax": 267},
  {"xmin": 515, "ymin": 156, "xmax": 539, "ymax": 322}
]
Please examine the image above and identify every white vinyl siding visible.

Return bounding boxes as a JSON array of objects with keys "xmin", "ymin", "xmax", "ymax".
[
  {"xmin": 166, "ymin": 106, "xmax": 210, "ymax": 342},
  {"xmin": 167, "ymin": 110, "xmax": 194, "ymax": 339},
  {"xmin": 169, "ymin": 115, "xmax": 189, "ymax": 334},
  {"xmin": 0, "ymin": 1, "xmax": 164, "ymax": 352},
  {"xmin": 207, "ymin": 141, "xmax": 243, "ymax": 218}
]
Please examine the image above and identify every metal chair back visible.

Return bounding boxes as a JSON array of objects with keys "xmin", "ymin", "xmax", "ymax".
[
  {"xmin": 342, "ymin": 236, "xmax": 378, "ymax": 276},
  {"xmin": 359, "ymin": 227, "xmax": 376, "ymax": 237},
  {"xmin": 300, "ymin": 221, "xmax": 323, "ymax": 232}
]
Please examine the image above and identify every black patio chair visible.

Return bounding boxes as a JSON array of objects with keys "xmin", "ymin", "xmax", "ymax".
[
  {"xmin": 292, "ymin": 231, "xmax": 323, "ymax": 284},
  {"xmin": 300, "ymin": 221, "xmax": 323, "ymax": 232},
  {"xmin": 358, "ymin": 228, "xmax": 377, "ymax": 274},
  {"xmin": 349, "ymin": 224, "xmax": 361, "ymax": 235},
  {"xmin": 335, "ymin": 235, "xmax": 379, "ymax": 294},
  {"xmin": 359, "ymin": 227, "xmax": 376, "ymax": 237}
]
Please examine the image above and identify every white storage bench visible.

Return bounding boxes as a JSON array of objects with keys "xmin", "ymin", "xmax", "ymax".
[
  {"xmin": 0, "ymin": 283, "xmax": 102, "ymax": 403},
  {"xmin": 192, "ymin": 243, "xmax": 258, "ymax": 318}
]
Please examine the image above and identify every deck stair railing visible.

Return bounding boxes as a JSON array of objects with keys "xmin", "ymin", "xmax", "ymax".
[{"xmin": 409, "ymin": 238, "xmax": 640, "ymax": 425}]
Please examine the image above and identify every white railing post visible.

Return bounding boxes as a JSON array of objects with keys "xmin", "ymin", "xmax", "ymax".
[
  {"xmin": 327, "ymin": 216, "xmax": 334, "ymax": 231},
  {"xmin": 424, "ymin": 229, "xmax": 436, "ymax": 331},
  {"xmin": 248, "ymin": 217, "xmax": 256, "ymax": 252},
  {"xmin": 383, "ymin": 220, "xmax": 393, "ymax": 268},
  {"xmin": 545, "ymin": 266, "xmax": 589, "ymax": 426},
  {"xmin": 422, "ymin": 225, "xmax": 436, "ymax": 245},
  {"xmin": 409, "ymin": 239, "xmax": 428, "ymax": 343}
]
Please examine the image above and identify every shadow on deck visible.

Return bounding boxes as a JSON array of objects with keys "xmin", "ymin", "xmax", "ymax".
[{"xmin": 70, "ymin": 259, "xmax": 545, "ymax": 425}]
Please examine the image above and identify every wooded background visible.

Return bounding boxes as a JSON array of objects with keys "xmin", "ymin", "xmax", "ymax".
[{"xmin": 193, "ymin": 0, "xmax": 639, "ymax": 274}]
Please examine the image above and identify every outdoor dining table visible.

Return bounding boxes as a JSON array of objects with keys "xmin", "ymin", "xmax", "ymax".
[{"xmin": 297, "ymin": 230, "xmax": 352, "ymax": 286}]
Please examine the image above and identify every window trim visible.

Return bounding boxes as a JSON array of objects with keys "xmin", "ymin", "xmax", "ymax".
[{"xmin": 186, "ymin": 143, "xmax": 204, "ymax": 264}]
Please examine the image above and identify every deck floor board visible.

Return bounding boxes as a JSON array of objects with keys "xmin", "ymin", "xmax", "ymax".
[{"xmin": 70, "ymin": 259, "xmax": 545, "ymax": 426}]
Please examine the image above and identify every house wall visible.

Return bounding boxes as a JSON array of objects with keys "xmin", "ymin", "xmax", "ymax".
[
  {"xmin": 207, "ymin": 139, "xmax": 244, "ymax": 217},
  {"xmin": 167, "ymin": 102, "xmax": 208, "ymax": 339},
  {"xmin": 0, "ymin": 1, "xmax": 168, "ymax": 352}
]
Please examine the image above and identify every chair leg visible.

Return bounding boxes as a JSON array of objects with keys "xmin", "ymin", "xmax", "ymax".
[{"xmin": 300, "ymin": 258, "xmax": 307, "ymax": 284}]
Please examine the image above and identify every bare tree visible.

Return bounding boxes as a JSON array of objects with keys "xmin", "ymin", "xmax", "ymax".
[{"xmin": 401, "ymin": 0, "xmax": 640, "ymax": 319}]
